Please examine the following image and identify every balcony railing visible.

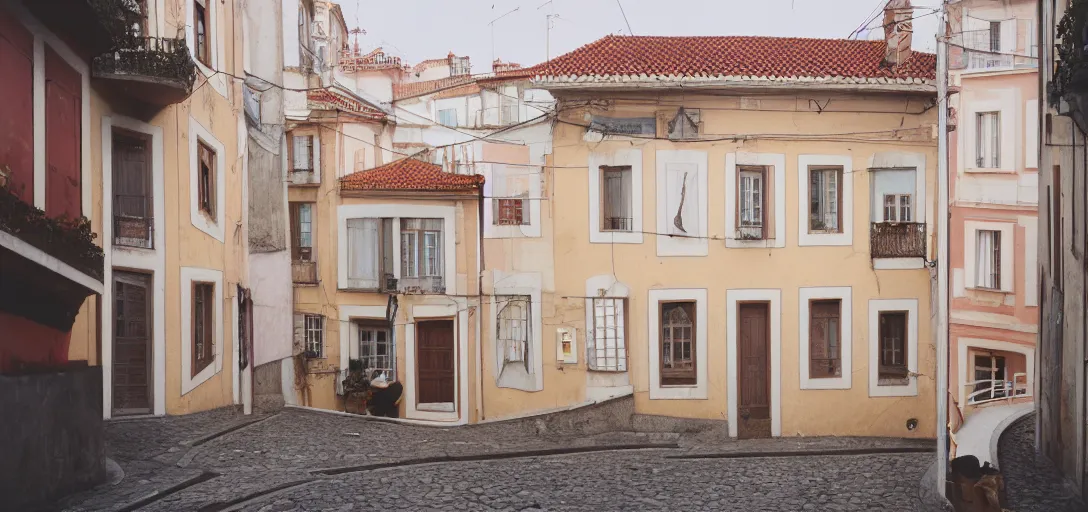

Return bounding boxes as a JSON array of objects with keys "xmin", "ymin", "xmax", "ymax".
[
  {"xmin": 963, "ymin": 373, "xmax": 1030, "ymax": 406},
  {"xmin": 870, "ymin": 222, "xmax": 926, "ymax": 259},
  {"xmin": 952, "ymin": 28, "xmax": 1038, "ymax": 72},
  {"xmin": 0, "ymin": 183, "xmax": 103, "ymax": 281},
  {"xmin": 92, "ymin": 36, "xmax": 196, "ymax": 105},
  {"xmin": 399, "ymin": 276, "xmax": 445, "ymax": 295},
  {"xmin": 113, "ymin": 194, "xmax": 152, "ymax": 248},
  {"xmin": 292, "ymin": 260, "xmax": 317, "ymax": 285}
]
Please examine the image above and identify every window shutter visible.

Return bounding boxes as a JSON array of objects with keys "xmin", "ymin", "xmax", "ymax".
[
  {"xmin": 293, "ymin": 313, "xmax": 304, "ymax": 351},
  {"xmin": 289, "ymin": 203, "xmax": 301, "ymax": 260},
  {"xmin": 346, "ymin": 219, "xmax": 380, "ymax": 288},
  {"xmin": 312, "ymin": 136, "xmax": 321, "ymax": 179}
]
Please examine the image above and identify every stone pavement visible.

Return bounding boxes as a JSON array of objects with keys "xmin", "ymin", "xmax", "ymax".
[
  {"xmin": 997, "ymin": 413, "xmax": 1087, "ymax": 512},
  {"xmin": 53, "ymin": 406, "xmax": 944, "ymax": 512}
]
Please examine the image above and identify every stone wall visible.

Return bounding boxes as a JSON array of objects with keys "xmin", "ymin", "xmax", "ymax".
[{"xmin": 0, "ymin": 365, "xmax": 105, "ymax": 510}]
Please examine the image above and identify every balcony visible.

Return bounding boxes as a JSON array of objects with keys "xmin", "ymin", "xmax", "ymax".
[
  {"xmin": 289, "ymin": 169, "xmax": 319, "ymax": 187},
  {"xmin": 113, "ymin": 194, "xmax": 152, "ymax": 248},
  {"xmin": 399, "ymin": 276, "xmax": 445, "ymax": 295},
  {"xmin": 870, "ymin": 222, "xmax": 926, "ymax": 259},
  {"xmin": 292, "ymin": 260, "xmax": 317, "ymax": 285},
  {"xmin": 951, "ymin": 27, "xmax": 1038, "ymax": 73},
  {"xmin": 92, "ymin": 36, "xmax": 196, "ymax": 106}
]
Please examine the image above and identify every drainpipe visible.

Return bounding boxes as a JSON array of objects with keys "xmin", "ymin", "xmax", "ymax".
[
  {"xmin": 936, "ymin": 0, "xmax": 951, "ymax": 500},
  {"xmin": 476, "ymin": 184, "xmax": 486, "ymax": 422}
]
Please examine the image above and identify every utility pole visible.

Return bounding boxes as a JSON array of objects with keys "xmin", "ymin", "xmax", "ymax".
[{"xmin": 936, "ymin": 0, "xmax": 950, "ymax": 500}]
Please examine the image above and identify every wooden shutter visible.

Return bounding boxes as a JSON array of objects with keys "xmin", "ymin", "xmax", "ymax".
[
  {"xmin": 0, "ymin": 8, "xmax": 35, "ymax": 203},
  {"xmin": 289, "ymin": 203, "xmax": 302, "ymax": 260},
  {"xmin": 44, "ymin": 47, "xmax": 82, "ymax": 219}
]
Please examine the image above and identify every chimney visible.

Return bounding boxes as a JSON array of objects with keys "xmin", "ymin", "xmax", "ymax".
[{"xmin": 883, "ymin": 0, "xmax": 913, "ymax": 67}]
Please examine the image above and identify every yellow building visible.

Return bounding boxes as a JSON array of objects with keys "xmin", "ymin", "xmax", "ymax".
[{"xmin": 1, "ymin": 0, "xmax": 249, "ymax": 418}]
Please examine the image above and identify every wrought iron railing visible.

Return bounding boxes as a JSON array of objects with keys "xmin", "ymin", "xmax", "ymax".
[
  {"xmin": 870, "ymin": 222, "xmax": 926, "ymax": 259},
  {"xmin": 399, "ymin": 276, "xmax": 445, "ymax": 295},
  {"xmin": 92, "ymin": 36, "xmax": 196, "ymax": 93},
  {"xmin": 964, "ymin": 373, "xmax": 1030, "ymax": 405},
  {"xmin": 292, "ymin": 261, "xmax": 317, "ymax": 285},
  {"xmin": 113, "ymin": 194, "xmax": 152, "ymax": 248},
  {"xmin": 0, "ymin": 183, "xmax": 103, "ymax": 280},
  {"xmin": 603, "ymin": 217, "xmax": 633, "ymax": 232}
]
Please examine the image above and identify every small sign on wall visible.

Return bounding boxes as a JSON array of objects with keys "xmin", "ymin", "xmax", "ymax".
[{"xmin": 556, "ymin": 327, "xmax": 577, "ymax": 364}]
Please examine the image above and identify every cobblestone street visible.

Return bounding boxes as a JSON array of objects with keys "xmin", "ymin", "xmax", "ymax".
[{"xmin": 56, "ymin": 407, "xmax": 940, "ymax": 512}]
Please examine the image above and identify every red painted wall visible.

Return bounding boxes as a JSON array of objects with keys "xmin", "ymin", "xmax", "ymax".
[
  {"xmin": 0, "ymin": 6, "xmax": 35, "ymax": 202},
  {"xmin": 0, "ymin": 311, "xmax": 72, "ymax": 374}
]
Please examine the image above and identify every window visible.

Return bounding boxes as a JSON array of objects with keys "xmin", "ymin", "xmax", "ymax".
[
  {"xmin": 808, "ymin": 300, "xmax": 842, "ymax": 378},
  {"xmin": 600, "ymin": 165, "xmax": 633, "ymax": 231},
  {"xmin": 809, "ymin": 167, "xmax": 842, "ymax": 233},
  {"xmin": 197, "ymin": 141, "xmax": 216, "ymax": 217},
  {"xmin": 989, "ymin": 21, "xmax": 1000, "ymax": 52},
  {"xmin": 194, "ymin": 0, "xmax": 210, "ymax": 65},
  {"xmin": 303, "ymin": 314, "xmax": 324, "ymax": 357},
  {"xmin": 494, "ymin": 198, "xmax": 528, "ymax": 225},
  {"xmin": 737, "ymin": 167, "xmax": 765, "ymax": 239},
  {"xmin": 497, "ymin": 296, "xmax": 530, "ymax": 371},
  {"xmin": 660, "ymin": 301, "xmax": 696, "ymax": 385},
  {"xmin": 191, "ymin": 282, "xmax": 215, "ymax": 377},
  {"xmin": 437, "ymin": 109, "xmax": 457, "ymax": 127},
  {"xmin": 292, "ymin": 135, "xmax": 314, "ymax": 172},
  {"xmin": 112, "ymin": 129, "xmax": 153, "ymax": 248},
  {"xmin": 666, "ymin": 108, "xmax": 700, "ymax": 140},
  {"xmin": 976, "ymin": 229, "xmax": 1002, "ymax": 290},
  {"xmin": 400, "ymin": 218, "xmax": 444, "ymax": 292},
  {"xmin": 971, "ymin": 354, "xmax": 1008, "ymax": 403},
  {"xmin": 882, "ymin": 193, "xmax": 912, "ymax": 223},
  {"xmin": 878, "ymin": 311, "xmax": 908, "ymax": 385},
  {"xmin": 345, "ymin": 218, "xmax": 393, "ymax": 290},
  {"xmin": 976, "ymin": 112, "xmax": 1000, "ymax": 168},
  {"xmin": 290, "ymin": 203, "xmax": 313, "ymax": 261},
  {"xmin": 357, "ymin": 324, "xmax": 394, "ymax": 380},
  {"xmin": 589, "ymin": 298, "xmax": 627, "ymax": 372}
]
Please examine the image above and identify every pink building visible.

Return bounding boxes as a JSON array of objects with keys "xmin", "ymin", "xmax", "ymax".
[{"xmin": 947, "ymin": 0, "xmax": 1038, "ymax": 424}]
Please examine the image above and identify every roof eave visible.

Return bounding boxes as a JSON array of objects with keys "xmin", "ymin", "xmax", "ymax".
[
  {"xmin": 339, "ymin": 189, "xmax": 481, "ymax": 200},
  {"xmin": 532, "ymin": 76, "xmax": 937, "ymax": 95}
]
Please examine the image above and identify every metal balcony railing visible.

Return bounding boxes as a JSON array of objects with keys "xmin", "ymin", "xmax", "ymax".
[
  {"xmin": 964, "ymin": 373, "xmax": 1030, "ymax": 405},
  {"xmin": 113, "ymin": 194, "xmax": 152, "ymax": 248},
  {"xmin": 870, "ymin": 222, "xmax": 926, "ymax": 259},
  {"xmin": 292, "ymin": 260, "xmax": 317, "ymax": 285},
  {"xmin": 92, "ymin": 36, "xmax": 196, "ymax": 103}
]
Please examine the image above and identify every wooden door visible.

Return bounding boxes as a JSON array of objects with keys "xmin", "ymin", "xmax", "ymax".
[
  {"xmin": 738, "ymin": 302, "xmax": 771, "ymax": 439},
  {"xmin": 416, "ymin": 319, "xmax": 455, "ymax": 406},
  {"xmin": 113, "ymin": 271, "xmax": 152, "ymax": 415}
]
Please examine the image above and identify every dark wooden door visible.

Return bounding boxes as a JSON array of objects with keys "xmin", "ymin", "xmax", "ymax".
[
  {"xmin": 416, "ymin": 319, "xmax": 455, "ymax": 405},
  {"xmin": 738, "ymin": 302, "xmax": 771, "ymax": 439},
  {"xmin": 113, "ymin": 271, "xmax": 152, "ymax": 415}
]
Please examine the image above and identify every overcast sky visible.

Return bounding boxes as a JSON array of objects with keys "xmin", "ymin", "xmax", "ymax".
[{"xmin": 336, "ymin": 0, "xmax": 940, "ymax": 71}]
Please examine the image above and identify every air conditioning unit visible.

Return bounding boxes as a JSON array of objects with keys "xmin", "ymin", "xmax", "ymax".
[{"xmin": 380, "ymin": 274, "xmax": 398, "ymax": 294}]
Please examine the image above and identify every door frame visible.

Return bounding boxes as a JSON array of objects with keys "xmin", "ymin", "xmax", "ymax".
[
  {"xmin": 726, "ymin": 289, "xmax": 782, "ymax": 438},
  {"xmin": 414, "ymin": 316, "xmax": 456, "ymax": 411},
  {"xmin": 404, "ymin": 301, "xmax": 469, "ymax": 424},
  {"xmin": 111, "ymin": 269, "xmax": 154, "ymax": 415}
]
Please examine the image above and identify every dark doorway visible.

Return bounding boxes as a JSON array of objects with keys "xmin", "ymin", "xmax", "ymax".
[
  {"xmin": 416, "ymin": 319, "xmax": 455, "ymax": 406},
  {"xmin": 738, "ymin": 302, "xmax": 771, "ymax": 439},
  {"xmin": 112, "ymin": 271, "xmax": 152, "ymax": 415}
]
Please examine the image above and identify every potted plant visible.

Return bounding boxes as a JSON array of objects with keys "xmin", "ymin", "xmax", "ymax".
[{"xmin": 342, "ymin": 358, "xmax": 370, "ymax": 415}]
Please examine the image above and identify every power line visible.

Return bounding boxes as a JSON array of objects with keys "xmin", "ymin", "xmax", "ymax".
[{"xmin": 615, "ymin": 0, "xmax": 634, "ymax": 35}]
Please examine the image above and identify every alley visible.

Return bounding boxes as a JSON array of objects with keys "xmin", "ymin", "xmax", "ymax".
[{"xmin": 57, "ymin": 407, "xmax": 937, "ymax": 512}]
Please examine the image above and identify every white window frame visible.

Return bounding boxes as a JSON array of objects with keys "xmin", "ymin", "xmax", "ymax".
[
  {"xmin": 181, "ymin": 267, "xmax": 224, "ymax": 395},
  {"xmin": 490, "ymin": 272, "xmax": 543, "ymax": 392},
  {"xmin": 437, "ymin": 108, "xmax": 458, "ymax": 127},
  {"xmin": 725, "ymin": 288, "xmax": 782, "ymax": 438},
  {"xmin": 975, "ymin": 111, "xmax": 1000, "ymax": 169},
  {"xmin": 588, "ymin": 297, "xmax": 627, "ymax": 372},
  {"xmin": 186, "ymin": 0, "xmax": 227, "ymax": 98},
  {"xmin": 867, "ymin": 299, "xmax": 919, "ymax": 397},
  {"xmin": 188, "ymin": 116, "xmax": 226, "ymax": 242},
  {"xmin": 797, "ymin": 155, "xmax": 853, "ymax": 246},
  {"xmin": 303, "ymin": 313, "xmax": 323, "ymax": 357},
  {"xmin": 648, "ymin": 289, "xmax": 708, "ymax": 400},
  {"xmin": 882, "ymin": 193, "xmax": 913, "ymax": 222},
  {"xmin": 726, "ymin": 153, "xmax": 786, "ymax": 249},
  {"xmin": 588, "ymin": 149, "xmax": 643, "ymax": 244},
  {"xmin": 963, "ymin": 220, "xmax": 1015, "ymax": 292},
  {"xmin": 337, "ymin": 205, "xmax": 457, "ymax": 293},
  {"xmin": 584, "ymin": 275, "xmax": 633, "ymax": 400},
  {"xmin": 798, "ymin": 287, "xmax": 852, "ymax": 390},
  {"xmin": 956, "ymin": 337, "xmax": 1034, "ymax": 409},
  {"xmin": 963, "ymin": 97, "xmax": 1015, "ymax": 173},
  {"xmin": 482, "ymin": 163, "xmax": 541, "ymax": 239},
  {"xmin": 357, "ymin": 322, "xmax": 395, "ymax": 381},
  {"xmin": 655, "ymin": 150, "xmax": 708, "ymax": 256}
]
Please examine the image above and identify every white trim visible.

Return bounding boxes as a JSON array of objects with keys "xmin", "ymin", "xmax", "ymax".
[
  {"xmin": 588, "ymin": 148, "xmax": 643, "ymax": 244},
  {"xmin": 404, "ymin": 300, "xmax": 470, "ymax": 424},
  {"xmin": 0, "ymin": 231, "xmax": 102, "ymax": 293},
  {"xmin": 584, "ymin": 274, "xmax": 632, "ymax": 394},
  {"xmin": 868, "ymin": 298, "xmax": 919, "ymax": 397},
  {"xmin": 336, "ymin": 204, "xmax": 457, "ymax": 293},
  {"xmin": 655, "ymin": 150, "xmax": 708, "ymax": 256},
  {"xmin": 189, "ymin": 116, "xmax": 227, "ymax": 242},
  {"xmin": 337, "ymin": 305, "xmax": 387, "ymax": 374},
  {"xmin": 185, "ymin": 0, "xmax": 228, "ymax": 98},
  {"xmin": 647, "ymin": 288, "xmax": 708, "ymax": 400},
  {"xmin": 1025, "ymin": 99, "xmax": 1039, "ymax": 169},
  {"xmin": 873, "ymin": 258, "xmax": 926, "ymax": 270},
  {"xmin": 1021, "ymin": 215, "xmax": 1039, "ymax": 306},
  {"xmin": 180, "ymin": 267, "xmax": 225, "ymax": 395},
  {"xmin": 726, "ymin": 289, "xmax": 782, "ymax": 438},
  {"xmin": 963, "ymin": 220, "xmax": 1015, "ymax": 292},
  {"xmin": 482, "ymin": 163, "xmax": 542, "ymax": 238},
  {"xmin": 798, "ymin": 287, "xmax": 852, "ymax": 390},
  {"xmin": 725, "ymin": 152, "xmax": 786, "ymax": 248},
  {"xmin": 868, "ymin": 151, "xmax": 927, "ymax": 224},
  {"xmin": 489, "ymin": 271, "xmax": 544, "ymax": 391},
  {"xmin": 100, "ymin": 115, "xmax": 167, "ymax": 419},
  {"xmin": 956, "ymin": 337, "xmax": 1035, "ymax": 408},
  {"xmin": 797, "ymin": 154, "xmax": 854, "ymax": 246},
  {"xmin": 961, "ymin": 94, "xmax": 1017, "ymax": 173}
]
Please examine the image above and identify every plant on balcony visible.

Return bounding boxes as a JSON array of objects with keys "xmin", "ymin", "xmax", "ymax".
[
  {"xmin": 1051, "ymin": 0, "xmax": 1088, "ymax": 102},
  {"xmin": 0, "ymin": 168, "xmax": 104, "ymax": 281},
  {"xmin": 88, "ymin": 0, "xmax": 196, "ymax": 95}
]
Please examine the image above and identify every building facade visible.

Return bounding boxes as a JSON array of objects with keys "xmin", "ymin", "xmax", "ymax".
[{"xmin": 946, "ymin": 0, "xmax": 1039, "ymax": 422}]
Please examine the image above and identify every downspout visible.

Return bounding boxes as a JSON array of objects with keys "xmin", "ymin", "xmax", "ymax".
[{"xmin": 476, "ymin": 183, "xmax": 485, "ymax": 422}]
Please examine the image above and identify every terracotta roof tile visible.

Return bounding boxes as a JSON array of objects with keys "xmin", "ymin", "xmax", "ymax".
[
  {"xmin": 393, "ymin": 75, "xmax": 477, "ymax": 100},
  {"xmin": 432, "ymin": 82, "xmax": 482, "ymax": 99},
  {"xmin": 340, "ymin": 158, "xmax": 484, "ymax": 192},
  {"xmin": 531, "ymin": 35, "xmax": 936, "ymax": 82},
  {"xmin": 307, "ymin": 89, "xmax": 387, "ymax": 120}
]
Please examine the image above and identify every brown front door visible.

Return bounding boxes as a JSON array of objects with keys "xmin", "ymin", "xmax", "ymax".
[
  {"xmin": 416, "ymin": 319, "xmax": 455, "ymax": 406},
  {"xmin": 113, "ymin": 271, "xmax": 152, "ymax": 415},
  {"xmin": 738, "ymin": 302, "xmax": 771, "ymax": 439}
]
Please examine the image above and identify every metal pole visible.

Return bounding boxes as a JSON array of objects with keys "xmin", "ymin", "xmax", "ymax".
[{"xmin": 936, "ymin": 0, "xmax": 950, "ymax": 500}]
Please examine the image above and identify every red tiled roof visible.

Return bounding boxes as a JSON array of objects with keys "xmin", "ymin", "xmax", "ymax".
[
  {"xmin": 307, "ymin": 89, "xmax": 387, "ymax": 121},
  {"xmin": 530, "ymin": 35, "xmax": 936, "ymax": 82},
  {"xmin": 433, "ymin": 82, "xmax": 482, "ymax": 99},
  {"xmin": 393, "ymin": 75, "xmax": 477, "ymax": 100},
  {"xmin": 340, "ymin": 158, "xmax": 484, "ymax": 192}
]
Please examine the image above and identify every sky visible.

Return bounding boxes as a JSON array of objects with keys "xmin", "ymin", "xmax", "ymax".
[{"xmin": 336, "ymin": 0, "xmax": 940, "ymax": 71}]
